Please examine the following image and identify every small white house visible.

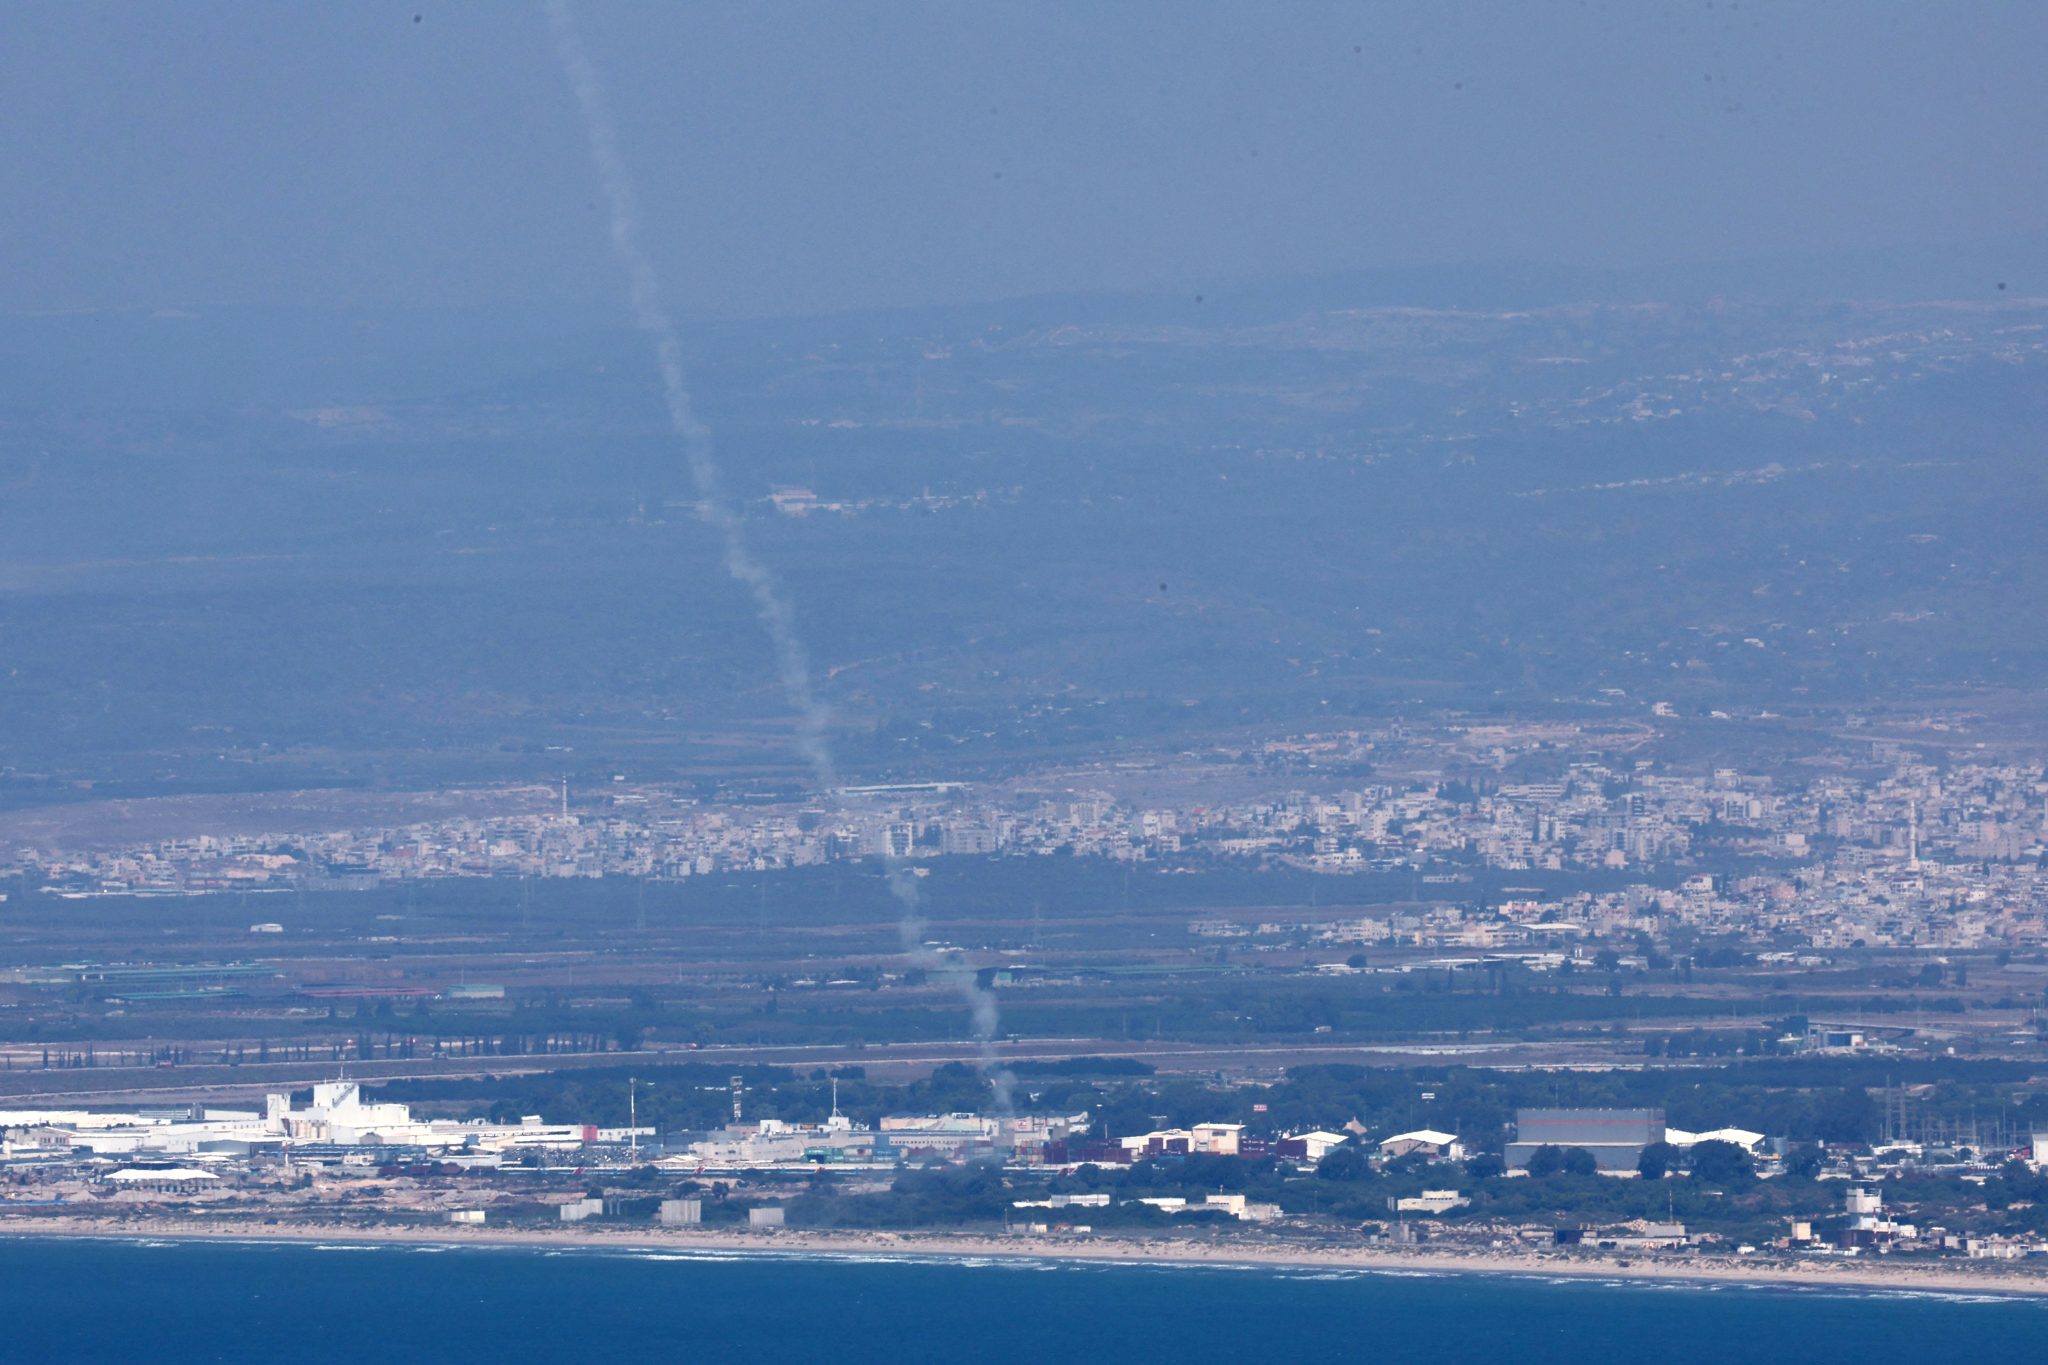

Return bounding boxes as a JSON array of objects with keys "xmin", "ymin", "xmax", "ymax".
[{"xmin": 1285, "ymin": 1130, "xmax": 1352, "ymax": 1162}]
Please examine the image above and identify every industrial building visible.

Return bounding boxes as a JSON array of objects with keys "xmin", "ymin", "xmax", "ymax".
[
  {"xmin": 1506, "ymin": 1108, "xmax": 1665, "ymax": 1173},
  {"xmin": 0, "ymin": 1080, "xmax": 627, "ymax": 1162}
]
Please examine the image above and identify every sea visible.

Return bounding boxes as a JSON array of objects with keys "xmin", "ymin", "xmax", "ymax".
[{"xmin": 1, "ymin": 1237, "xmax": 2042, "ymax": 1362}]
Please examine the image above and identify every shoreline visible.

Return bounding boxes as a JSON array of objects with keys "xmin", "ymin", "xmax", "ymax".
[{"xmin": 5, "ymin": 1216, "xmax": 2048, "ymax": 1299}]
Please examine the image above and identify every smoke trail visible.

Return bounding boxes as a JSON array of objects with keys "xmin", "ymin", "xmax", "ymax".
[
  {"xmin": 545, "ymin": 1, "xmax": 1013, "ymax": 1112},
  {"xmin": 883, "ymin": 857, "xmax": 1012, "ymax": 1112},
  {"xmin": 545, "ymin": 0, "xmax": 834, "ymax": 791}
]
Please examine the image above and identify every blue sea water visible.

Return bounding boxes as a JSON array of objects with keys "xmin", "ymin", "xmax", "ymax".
[{"xmin": 1, "ymin": 1237, "xmax": 2042, "ymax": 1363}]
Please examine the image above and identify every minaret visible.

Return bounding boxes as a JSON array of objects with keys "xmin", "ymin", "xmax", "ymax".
[{"xmin": 1907, "ymin": 800, "xmax": 1920, "ymax": 872}]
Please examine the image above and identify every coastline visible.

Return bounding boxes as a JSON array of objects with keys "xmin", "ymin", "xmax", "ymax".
[{"xmin": 5, "ymin": 1215, "xmax": 2047, "ymax": 1299}]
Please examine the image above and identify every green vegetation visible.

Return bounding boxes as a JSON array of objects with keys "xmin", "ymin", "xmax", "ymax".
[{"xmin": 374, "ymin": 1055, "xmax": 2048, "ymax": 1157}]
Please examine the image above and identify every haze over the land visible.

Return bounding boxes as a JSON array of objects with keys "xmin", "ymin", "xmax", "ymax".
[
  {"xmin": 2, "ymin": 3, "xmax": 2046, "ymax": 805},
  {"xmin": 4, "ymin": 1, "xmax": 2046, "ymax": 317},
  {"xmin": 15, "ymin": 10, "xmax": 2048, "ymax": 1302}
]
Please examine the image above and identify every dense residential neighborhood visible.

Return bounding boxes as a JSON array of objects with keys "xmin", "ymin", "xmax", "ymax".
[{"xmin": 13, "ymin": 727, "xmax": 2046, "ymax": 957}]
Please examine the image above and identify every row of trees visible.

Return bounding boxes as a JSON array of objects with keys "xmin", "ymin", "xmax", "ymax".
[{"xmin": 1521, "ymin": 1138, "xmax": 1753, "ymax": 1183}]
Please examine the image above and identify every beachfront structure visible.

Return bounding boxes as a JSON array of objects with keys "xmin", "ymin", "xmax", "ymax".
[
  {"xmin": 0, "ymin": 1080, "xmax": 613, "ymax": 1159},
  {"xmin": 1131, "ymin": 1193, "xmax": 1282, "ymax": 1222},
  {"xmin": 102, "ymin": 1166, "xmax": 221, "ymax": 1194},
  {"xmin": 559, "ymin": 1197, "xmax": 603, "ymax": 1222},
  {"xmin": 1012, "ymin": 1193, "xmax": 1113, "ymax": 1210},
  {"xmin": 1842, "ymin": 1185, "xmax": 1916, "ymax": 1247},
  {"xmin": 1395, "ymin": 1189, "xmax": 1470, "ymax": 1214}
]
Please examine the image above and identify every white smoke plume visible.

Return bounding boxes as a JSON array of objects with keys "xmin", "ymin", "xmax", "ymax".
[
  {"xmin": 546, "ymin": 1, "xmax": 1013, "ymax": 1112},
  {"xmin": 546, "ymin": 0, "xmax": 834, "ymax": 791}
]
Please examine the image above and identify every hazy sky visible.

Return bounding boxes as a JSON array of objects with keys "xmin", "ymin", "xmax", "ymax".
[{"xmin": 5, "ymin": 1, "xmax": 2045, "ymax": 317}]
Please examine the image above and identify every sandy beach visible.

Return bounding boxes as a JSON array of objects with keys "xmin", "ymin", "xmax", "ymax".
[{"xmin": 6, "ymin": 1214, "xmax": 2047, "ymax": 1299}]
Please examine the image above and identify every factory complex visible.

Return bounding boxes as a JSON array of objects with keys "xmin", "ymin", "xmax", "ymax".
[{"xmin": 0, "ymin": 1080, "xmax": 634, "ymax": 1165}]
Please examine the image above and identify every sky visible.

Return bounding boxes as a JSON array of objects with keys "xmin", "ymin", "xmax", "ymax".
[{"xmin": 4, "ymin": 0, "xmax": 2046, "ymax": 318}]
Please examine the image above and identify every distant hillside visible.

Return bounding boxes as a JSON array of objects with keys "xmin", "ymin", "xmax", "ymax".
[{"xmin": 1, "ymin": 278, "xmax": 2043, "ymax": 798}]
